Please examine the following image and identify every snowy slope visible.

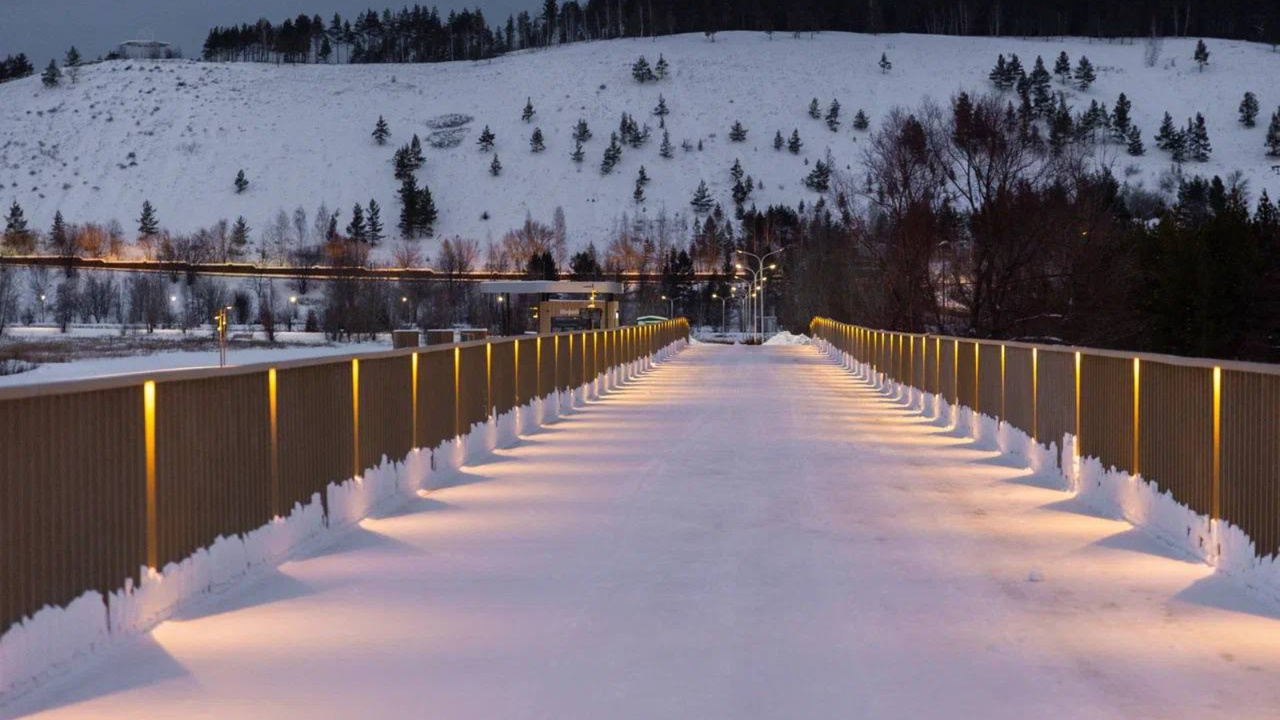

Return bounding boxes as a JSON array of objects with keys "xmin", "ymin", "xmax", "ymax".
[{"xmin": 3, "ymin": 32, "xmax": 1280, "ymax": 261}]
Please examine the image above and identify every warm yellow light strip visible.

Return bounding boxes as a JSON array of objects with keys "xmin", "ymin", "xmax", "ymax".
[
  {"xmin": 268, "ymin": 369, "xmax": 279, "ymax": 514},
  {"xmin": 453, "ymin": 347, "xmax": 460, "ymax": 438},
  {"xmin": 410, "ymin": 353, "xmax": 419, "ymax": 447},
  {"xmin": 1132, "ymin": 358, "xmax": 1141, "ymax": 476},
  {"xmin": 1212, "ymin": 367, "xmax": 1222, "ymax": 521},
  {"xmin": 143, "ymin": 380, "xmax": 157, "ymax": 569},
  {"xmin": 1031, "ymin": 348, "xmax": 1039, "ymax": 441},
  {"xmin": 351, "ymin": 359, "xmax": 360, "ymax": 477},
  {"xmin": 973, "ymin": 342, "xmax": 980, "ymax": 413},
  {"xmin": 1074, "ymin": 351, "xmax": 1082, "ymax": 457},
  {"xmin": 1000, "ymin": 344, "xmax": 1006, "ymax": 419}
]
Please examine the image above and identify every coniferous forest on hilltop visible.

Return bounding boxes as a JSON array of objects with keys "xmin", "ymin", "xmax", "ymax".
[{"xmin": 199, "ymin": 0, "xmax": 1280, "ymax": 64}]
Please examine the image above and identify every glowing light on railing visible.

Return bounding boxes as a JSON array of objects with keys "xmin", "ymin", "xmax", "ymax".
[{"xmin": 144, "ymin": 380, "xmax": 158, "ymax": 569}]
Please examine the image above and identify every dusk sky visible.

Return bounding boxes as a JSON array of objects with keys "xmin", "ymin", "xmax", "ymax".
[{"xmin": 0, "ymin": 0, "xmax": 530, "ymax": 65}]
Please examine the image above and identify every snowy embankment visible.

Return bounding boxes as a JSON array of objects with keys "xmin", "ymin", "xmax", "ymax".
[
  {"xmin": 815, "ymin": 336, "xmax": 1280, "ymax": 607},
  {"xmin": 0, "ymin": 337, "xmax": 687, "ymax": 702},
  {"xmin": 3, "ymin": 33, "xmax": 1280, "ymax": 259},
  {"xmin": 0, "ymin": 327, "xmax": 386, "ymax": 387}
]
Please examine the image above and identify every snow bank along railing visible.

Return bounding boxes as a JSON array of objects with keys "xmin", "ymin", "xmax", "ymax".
[
  {"xmin": 810, "ymin": 317, "xmax": 1280, "ymax": 586},
  {"xmin": 0, "ymin": 319, "xmax": 689, "ymax": 695}
]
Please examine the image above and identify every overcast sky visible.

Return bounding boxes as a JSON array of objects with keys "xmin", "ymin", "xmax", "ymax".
[{"xmin": 1, "ymin": 0, "xmax": 530, "ymax": 66}]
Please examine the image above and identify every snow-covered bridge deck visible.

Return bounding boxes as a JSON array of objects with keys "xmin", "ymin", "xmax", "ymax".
[{"xmin": 8, "ymin": 345, "xmax": 1280, "ymax": 719}]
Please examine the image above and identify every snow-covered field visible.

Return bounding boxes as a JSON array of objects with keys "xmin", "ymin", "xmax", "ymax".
[
  {"xmin": 0, "ymin": 326, "xmax": 389, "ymax": 387},
  {"xmin": 5, "ymin": 343, "xmax": 1280, "ymax": 719},
  {"xmin": 4, "ymin": 33, "xmax": 1280, "ymax": 261}
]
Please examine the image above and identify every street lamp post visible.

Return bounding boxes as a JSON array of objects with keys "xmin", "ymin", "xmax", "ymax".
[
  {"xmin": 660, "ymin": 294, "xmax": 674, "ymax": 319},
  {"xmin": 734, "ymin": 248, "xmax": 786, "ymax": 343},
  {"xmin": 711, "ymin": 293, "xmax": 727, "ymax": 334}
]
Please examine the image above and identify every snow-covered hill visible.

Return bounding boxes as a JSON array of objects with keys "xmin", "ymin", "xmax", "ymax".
[{"xmin": 3, "ymin": 32, "xmax": 1280, "ymax": 260}]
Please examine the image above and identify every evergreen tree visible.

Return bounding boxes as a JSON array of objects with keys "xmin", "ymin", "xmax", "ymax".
[
  {"xmin": 393, "ymin": 146, "xmax": 413, "ymax": 180},
  {"xmin": 489, "ymin": 153, "xmax": 503, "ymax": 176},
  {"xmin": 318, "ymin": 37, "xmax": 332, "ymax": 63},
  {"xmin": 571, "ymin": 139, "xmax": 585, "ymax": 163},
  {"xmin": 409, "ymin": 134, "xmax": 425, "ymax": 168},
  {"xmin": 1030, "ymin": 56, "xmax": 1053, "ymax": 113},
  {"xmin": 49, "ymin": 211, "xmax": 69, "ymax": 255},
  {"xmin": 600, "ymin": 133, "xmax": 622, "ymax": 174},
  {"xmin": 633, "ymin": 175, "xmax": 645, "ymax": 203},
  {"xmin": 989, "ymin": 54, "xmax": 1011, "ymax": 90},
  {"xmin": 1186, "ymin": 113, "xmax": 1211, "ymax": 161},
  {"xmin": 416, "ymin": 185, "xmax": 437, "ymax": 236},
  {"xmin": 398, "ymin": 175, "xmax": 419, "ymax": 238},
  {"xmin": 654, "ymin": 54, "xmax": 669, "ymax": 80},
  {"xmin": 1073, "ymin": 55, "xmax": 1096, "ymax": 90},
  {"xmin": 346, "ymin": 203, "xmax": 367, "ymax": 242},
  {"xmin": 367, "ymin": 199, "xmax": 384, "ymax": 245},
  {"xmin": 522, "ymin": 97, "xmax": 535, "ymax": 122},
  {"xmin": 1267, "ymin": 110, "xmax": 1280, "ymax": 157},
  {"xmin": 825, "ymin": 99, "xmax": 841, "ymax": 131},
  {"xmin": 2, "ymin": 201, "xmax": 32, "ymax": 253},
  {"xmin": 1167, "ymin": 122, "xmax": 1188, "ymax": 163},
  {"xmin": 632, "ymin": 55, "xmax": 654, "ymax": 82},
  {"xmin": 530, "ymin": 127, "xmax": 545, "ymax": 152},
  {"xmin": 1155, "ymin": 112, "xmax": 1179, "ymax": 151},
  {"xmin": 653, "ymin": 94, "xmax": 670, "ymax": 117},
  {"xmin": 1111, "ymin": 93, "xmax": 1132, "ymax": 142},
  {"xmin": 803, "ymin": 159, "xmax": 831, "ymax": 192},
  {"xmin": 1126, "ymin": 125, "xmax": 1145, "ymax": 156},
  {"xmin": 787, "ymin": 129, "xmax": 803, "ymax": 154},
  {"xmin": 729, "ymin": 121, "xmax": 747, "ymax": 142},
  {"xmin": 234, "ymin": 169, "xmax": 249, "ymax": 194},
  {"xmin": 41, "ymin": 60, "xmax": 60, "ymax": 88},
  {"xmin": 690, "ymin": 181, "xmax": 714, "ymax": 214},
  {"xmin": 1054, "ymin": 51, "xmax": 1071, "ymax": 84},
  {"xmin": 732, "ymin": 175, "xmax": 751, "ymax": 206},
  {"xmin": 1006, "ymin": 54, "xmax": 1025, "ymax": 84},
  {"xmin": 1239, "ymin": 92, "xmax": 1260, "ymax": 127},
  {"xmin": 852, "ymin": 109, "xmax": 870, "ymax": 131},
  {"xmin": 773, "ymin": 130, "xmax": 784, "ymax": 150},
  {"xmin": 138, "ymin": 201, "xmax": 159, "ymax": 238},
  {"xmin": 477, "ymin": 125, "xmax": 496, "ymax": 151},
  {"xmin": 808, "ymin": 98, "xmax": 820, "ymax": 119},
  {"xmin": 372, "ymin": 116, "xmax": 390, "ymax": 145},
  {"xmin": 730, "ymin": 159, "xmax": 744, "ymax": 184},
  {"xmin": 637, "ymin": 165, "xmax": 650, "ymax": 186},
  {"xmin": 1194, "ymin": 39, "xmax": 1210, "ymax": 71},
  {"xmin": 1048, "ymin": 99, "xmax": 1074, "ymax": 155},
  {"xmin": 879, "ymin": 52, "xmax": 892, "ymax": 73},
  {"xmin": 230, "ymin": 216, "xmax": 250, "ymax": 257},
  {"xmin": 65, "ymin": 47, "xmax": 81, "ymax": 68},
  {"xmin": 660, "ymin": 130, "xmax": 674, "ymax": 158},
  {"xmin": 573, "ymin": 118, "xmax": 592, "ymax": 143}
]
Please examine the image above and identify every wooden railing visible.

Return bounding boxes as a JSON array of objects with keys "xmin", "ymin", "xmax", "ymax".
[
  {"xmin": 811, "ymin": 318, "xmax": 1280, "ymax": 560},
  {"xmin": 0, "ymin": 320, "xmax": 689, "ymax": 636}
]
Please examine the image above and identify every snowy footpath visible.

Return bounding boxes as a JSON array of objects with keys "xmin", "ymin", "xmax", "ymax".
[{"xmin": 7, "ymin": 344, "xmax": 1280, "ymax": 719}]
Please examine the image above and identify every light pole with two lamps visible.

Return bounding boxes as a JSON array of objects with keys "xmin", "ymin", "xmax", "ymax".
[{"xmin": 734, "ymin": 247, "xmax": 786, "ymax": 343}]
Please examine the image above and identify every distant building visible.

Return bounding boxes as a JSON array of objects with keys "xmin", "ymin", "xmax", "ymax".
[{"xmin": 116, "ymin": 41, "xmax": 180, "ymax": 60}]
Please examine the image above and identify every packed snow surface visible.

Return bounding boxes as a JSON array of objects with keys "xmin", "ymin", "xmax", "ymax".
[
  {"xmin": 762, "ymin": 330, "xmax": 811, "ymax": 345},
  {"xmin": 7, "ymin": 344, "xmax": 1280, "ymax": 719},
  {"xmin": 3, "ymin": 33, "xmax": 1280, "ymax": 258}
]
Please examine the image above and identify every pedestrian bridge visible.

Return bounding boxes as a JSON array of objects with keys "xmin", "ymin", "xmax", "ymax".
[{"xmin": 3, "ymin": 322, "xmax": 1280, "ymax": 719}]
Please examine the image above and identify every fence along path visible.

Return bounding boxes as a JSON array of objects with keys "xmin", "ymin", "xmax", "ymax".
[
  {"xmin": 811, "ymin": 318, "xmax": 1280, "ymax": 564},
  {"xmin": 6, "ymin": 344, "xmax": 1280, "ymax": 720},
  {"xmin": 0, "ymin": 321, "xmax": 689, "ymax": 648}
]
